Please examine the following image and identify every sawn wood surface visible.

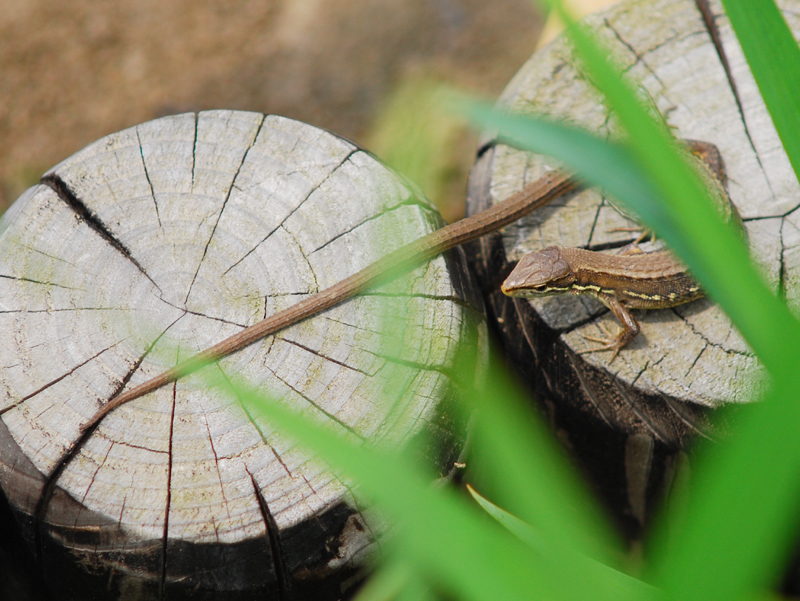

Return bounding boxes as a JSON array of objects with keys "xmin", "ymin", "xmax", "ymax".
[{"xmin": 0, "ymin": 111, "xmax": 484, "ymax": 600}]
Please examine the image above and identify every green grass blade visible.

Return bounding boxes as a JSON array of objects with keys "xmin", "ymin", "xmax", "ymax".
[
  {"xmin": 352, "ymin": 560, "xmax": 418, "ymax": 601},
  {"xmin": 467, "ymin": 485, "xmax": 662, "ymax": 599},
  {"xmin": 720, "ymin": 0, "xmax": 800, "ymax": 181},
  {"xmin": 647, "ymin": 0, "xmax": 800, "ymax": 592},
  {"xmin": 457, "ymin": 350, "xmax": 621, "ymax": 564},
  {"xmin": 467, "ymin": 484, "xmax": 547, "ymax": 552}
]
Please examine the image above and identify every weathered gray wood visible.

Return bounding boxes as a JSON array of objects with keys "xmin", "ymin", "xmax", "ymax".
[
  {"xmin": 0, "ymin": 111, "xmax": 484, "ymax": 600},
  {"xmin": 466, "ymin": 0, "xmax": 798, "ymax": 537}
]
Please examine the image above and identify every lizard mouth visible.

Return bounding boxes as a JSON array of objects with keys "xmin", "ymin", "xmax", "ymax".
[{"xmin": 501, "ymin": 283, "xmax": 561, "ymax": 298}]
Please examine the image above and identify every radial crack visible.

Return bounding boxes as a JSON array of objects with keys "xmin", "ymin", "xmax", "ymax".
[
  {"xmin": 136, "ymin": 127, "xmax": 162, "ymax": 227},
  {"xmin": 159, "ymin": 381, "xmax": 177, "ymax": 600},
  {"xmin": 190, "ymin": 113, "xmax": 199, "ymax": 193},
  {"xmin": 184, "ymin": 114, "xmax": 267, "ymax": 305},
  {"xmin": 0, "ymin": 273, "xmax": 78, "ymax": 290},
  {"xmin": 567, "ymin": 352, "xmax": 615, "ymax": 428},
  {"xmin": 42, "ymin": 175, "xmax": 160, "ymax": 292},
  {"xmin": 201, "ymin": 410, "xmax": 232, "ymax": 526},
  {"xmin": 660, "ymin": 392, "xmax": 714, "ymax": 441},
  {"xmin": 247, "ymin": 470, "xmax": 292, "ymax": 601},
  {"xmin": 268, "ymin": 368, "xmax": 365, "ymax": 441},
  {"xmin": 612, "ymin": 377, "xmax": 669, "ymax": 444},
  {"xmin": 309, "ymin": 198, "xmax": 439, "ymax": 256},
  {"xmin": 694, "ymin": 0, "xmax": 769, "ymax": 183},
  {"xmin": 223, "ymin": 147, "xmax": 359, "ymax": 276},
  {"xmin": 0, "ymin": 342, "xmax": 121, "ymax": 416},
  {"xmin": 280, "ymin": 338, "xmax": 372, "ymax": 376}
]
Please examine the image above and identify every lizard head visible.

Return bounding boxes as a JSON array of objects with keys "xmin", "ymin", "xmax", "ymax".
[{"xmin": 501, "ymin": 246, "xmax": 575, "ymax": 297}]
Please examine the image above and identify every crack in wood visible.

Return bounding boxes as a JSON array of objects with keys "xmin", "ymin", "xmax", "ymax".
[
  {"xmin": 694, "ymin": 0, "xmax": 771, "ymax": 191},
  {"xmin": 567, "ymin": 350, "xmax": 616, "ymax": 429},
  {"xmin": 30, "ymin": 319, "xmax": 178, "ymax": 567},
  {"xmin": 659, "ymin": 391, "xmax": 714, "ymax": 441},
  {"xmin": 247, "ymin": 469, "xmax": 292, "ymax": 601},
  {"xmin": 219, "ymin": 366, "xmax": 301, "ymax": 482},
  {"xmin": 0, "ymin": 307, "xmax": 132, "ymax": 314},
  {"xmin": 612, "ymin": 377, "xmax": 670, "ymax": 444},
  {"xmin": 0, "ymin": 342, "xmax": 120, "ymax": 416},
  {"xmin": 200, "ymin": 409, "xmax": 233, "ymax": 524},
  {"xmin": 41, "ymin": 174, "xmax": 161, "ymax": 294},
  {"xmin": 223, "ymin": 147, "xmax": 360, "ymax": 278},
  {"xmin": 136, "ymin": 127, "xmax": 162, "ymax": 228},
  {"xmin": 265, "ymin": 366, "xmax": 367, "ymax": 442},
  {"xmin": 190, "ymin": 113, "xmax": 199, "ymax": 194},
  {"xmin": 159, "ymin": 381, "xmax": 177, "ymax": 601},
  {"xmin": 585, "ymin": 196, "xmax": 604, "ymax": 247},
  {"xmin": 0, "ymin": 272, "xmax": 79, "ymax": 290},
  {"xmin": 673, "ymin": 306, "xmax": 753, "ymax": 357},
  {"xmin": 683, "ymin": 341, "xmax": 708, "ymax": 378},
  {"xmin": 182, "ymin": 308, "xmax": 247, "ymax": 328},
  {"xmin": 308, "ymin": 196, "xmax": 438, "ymax": 256},
  {"xmin": 79, "ymin": 441, "xmax": 114, "ymax": 506},
  {"xmin": 184, "ymin": 113, "xmax": 267, "ymax": 306},
  {"xmin": 280, "ymin": 338, "xmax": 373, "ymax": 377},
  {"xmin": 14, "ymin": 243, "xmax": 76, "ymax": 265}
]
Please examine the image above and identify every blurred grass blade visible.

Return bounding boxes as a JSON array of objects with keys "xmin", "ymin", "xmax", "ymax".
[
  {"xmin": 467, "ymin": 484, "xmax": 546, "ymax": 551},
  {"xmin": 460, "ymin": 102, "xmax": 677, "ymax": 238},
  {"xmin": 210, "ymin": 369, "xmax": 654, "ymax": 601},
  {"xmin": 720, "ymin": 0, "xmax": 800, "ymax": 181},
  {"xmin": 458, "ymin": 349, "xmax": 621, "ymax": 564},
  {"xmin": 352, "ymin": 559, "xmax": 417, "ymax": 601},
  {"xmin": 467, "ymin": 485, "xmax": 662, "ymax": 599},
  {"xmin": 650, "ymin": 395, "xmax": 800, "ymax": 599}
]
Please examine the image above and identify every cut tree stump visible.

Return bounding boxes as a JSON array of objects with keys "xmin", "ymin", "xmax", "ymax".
[
  {"xmin": 0, "ymin": 111, "xmax": 485, "ymax": 600},
  {"xmin": 466, "ymin": 0, "xmax": 799, "ymax": 539}
]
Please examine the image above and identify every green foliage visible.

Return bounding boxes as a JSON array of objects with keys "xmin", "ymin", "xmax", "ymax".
[
  {"xmin": 719, "ymin": 0, "xmax": 800, "ymax": 179},
  {"xmin": 217, "ymin": 0, "xmax": 800, "ymax": 599}
]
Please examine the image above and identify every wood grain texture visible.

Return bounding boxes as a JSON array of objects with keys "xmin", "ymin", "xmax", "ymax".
[
  {"xmin": 466, "ymin": 0, "xmax": 798, "ymax": 538},
  {"xmin": 0, "ymin": 111, "xmax": 484, "ymax": 600}
]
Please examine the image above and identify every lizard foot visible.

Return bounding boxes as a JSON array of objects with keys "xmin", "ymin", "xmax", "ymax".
[
  {"xmin": 577, "ymin": 322, "xmax": 625, "ymax": 362},
  {"xmin": 605, "ymin": 227, "xmax": 654, "ymax": 245}
]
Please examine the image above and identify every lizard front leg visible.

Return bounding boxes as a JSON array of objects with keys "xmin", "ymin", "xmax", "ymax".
[{"xmin": 577, "ymin": 293, "xmax": 640, "ymax": 361}]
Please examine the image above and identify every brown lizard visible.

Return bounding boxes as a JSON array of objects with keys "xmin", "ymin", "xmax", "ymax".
[{"xmin": 501, "ymin": 140, "xmax": 737, "ymax": 359}]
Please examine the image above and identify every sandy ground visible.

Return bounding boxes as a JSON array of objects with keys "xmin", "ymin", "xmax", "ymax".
[{"xmin": 0, "ymin": 0, "xmax": 546, "ymax": 217}]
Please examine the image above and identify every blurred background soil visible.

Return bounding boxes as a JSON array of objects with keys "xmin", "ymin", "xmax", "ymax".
[{"xmin": 0, "ymin": 0, "xmax": 551, "ymax": 221}]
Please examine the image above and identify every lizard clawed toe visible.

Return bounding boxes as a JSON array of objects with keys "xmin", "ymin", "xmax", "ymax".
[{"xmin": 577, "ymin": 323, "xmax": 624, "ymax": 362}]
